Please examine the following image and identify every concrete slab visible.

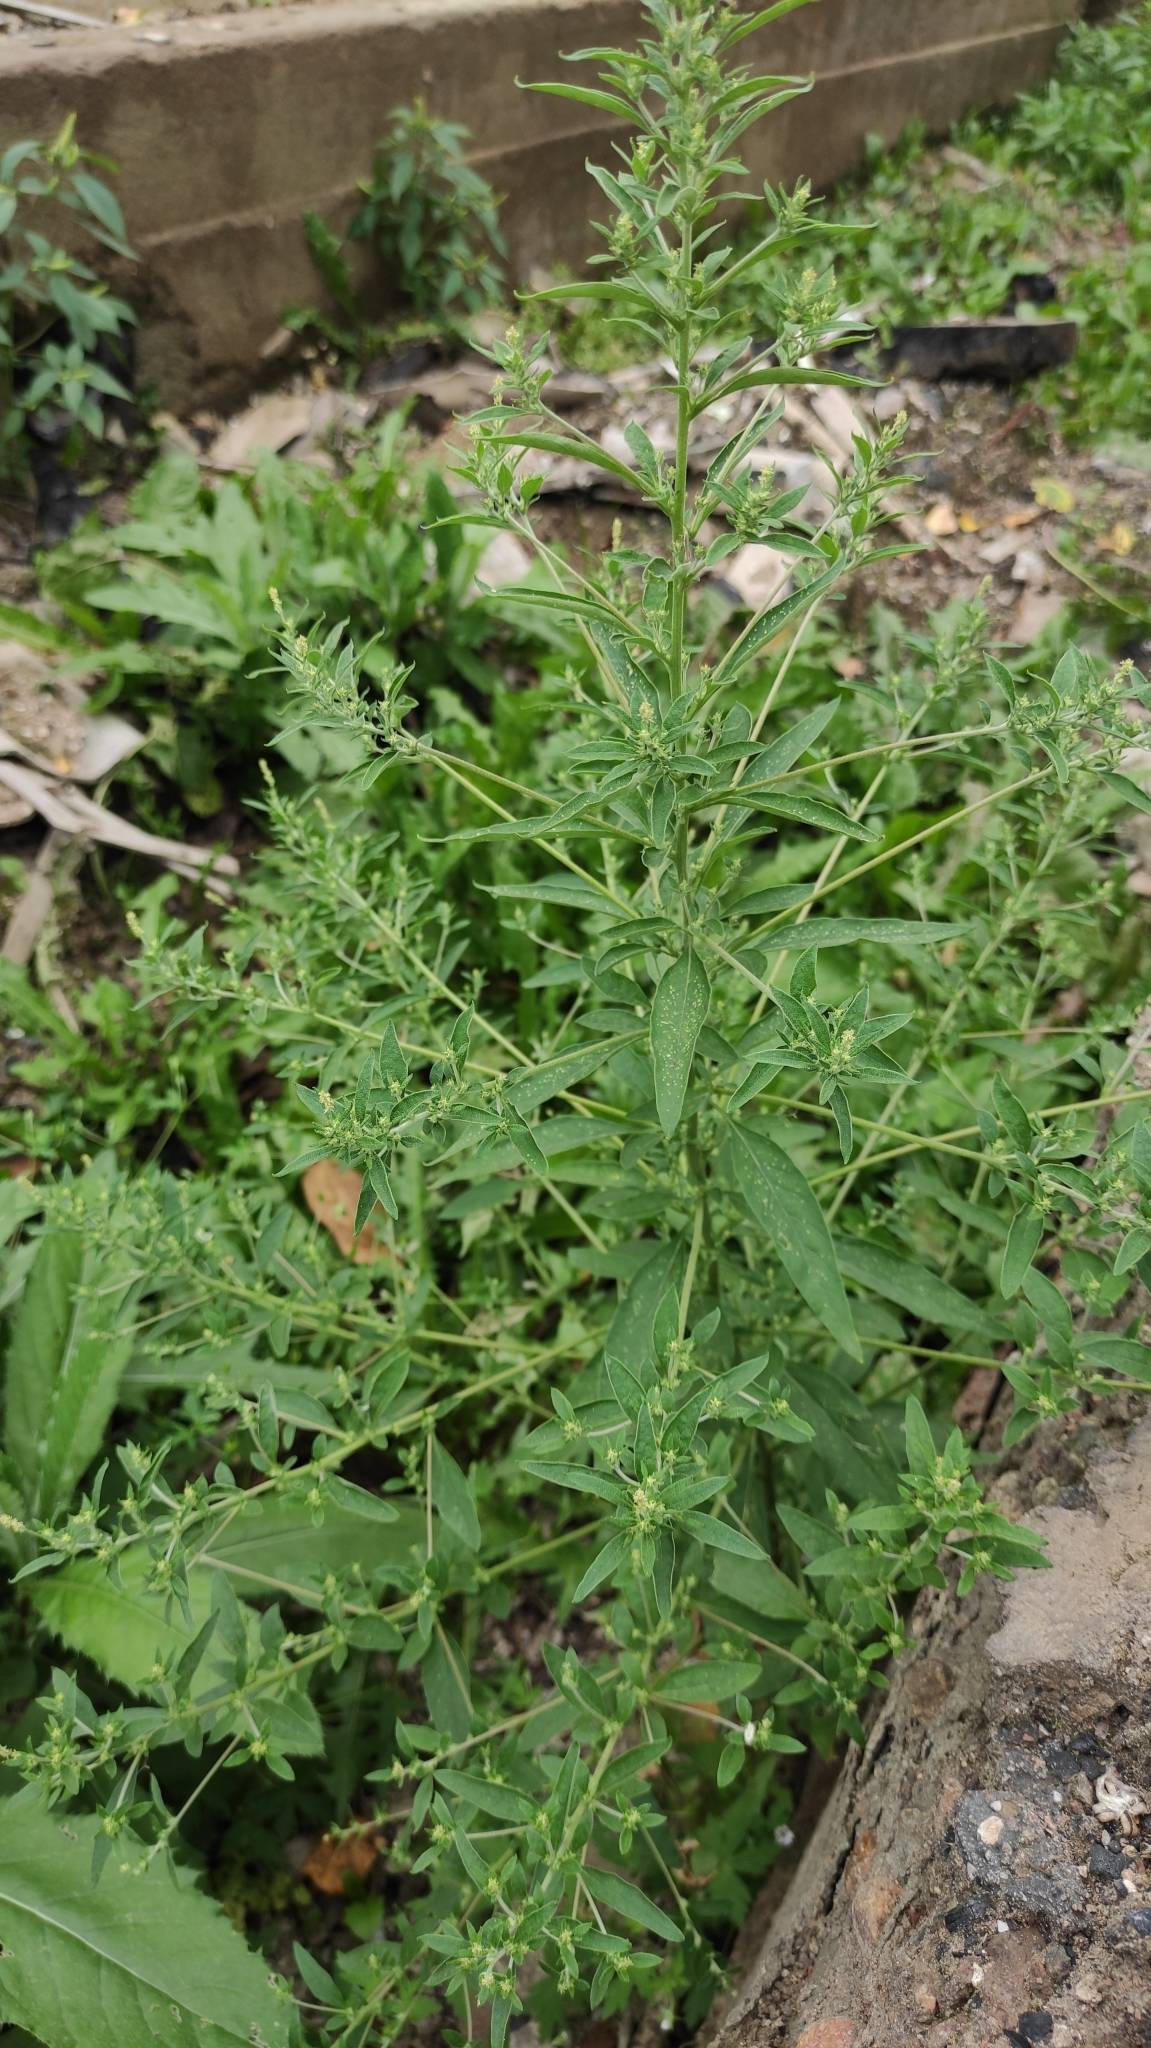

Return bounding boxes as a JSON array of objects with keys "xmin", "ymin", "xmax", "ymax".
[{"xmin": 0, "ymin": 0, "xmax": 1086, "ymax": 404}]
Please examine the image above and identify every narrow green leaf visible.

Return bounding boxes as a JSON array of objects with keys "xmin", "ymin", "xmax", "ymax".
[
  {"xmin": 651, "ymin": 948, "xmax": 710, "ymax": 1137},
  {"xmin": 743, "ymin": 701, "xmax": 836, "ymax": 782},
  {"xmin": 506, "ymin": 1035, "xmax": 636, "ymax": 1112},
  {"xmin": 680, "ymin": 1510, "xmax": 765, "ymax": 1559},
  {"xmin": 834, "ymin": 1235, "xmax": 1003, "ymax": 1340},
  {"xmin": 1001, "ymin": 1209, "xmax": 1044, "ymax": 1297},
  {"xmin": 572, "ymin": 1529, "xmax": 631, "ymax": 1602},
  {"xmin": 483, "ymin": 877, "xmax": 611, "ymax": 912},
  {"xmin": 714, "ymin": 568, "xmax": 839, "ymax": 683},
  {"xmin": 655, "ymin": 1658, "xmax": 760, "ymax": 1702},
  {"xmin": 521, "ymin": 1460, "xmax": 625, "ymax": 1504},
  {"xmin": 581, "ymin": 1864, "xmax": 684, "ymax": 1943},
  {"xmin": 903, "ymin": 1396, "xmax": 937, "ymax": 1477},
  {"xmin": 727, "ymin": 1126, "xmax": 859, "ymax": 1358},
  {"xmin": 760, "ymin": 917, "xmax": 967, "ymax": 950},
  {"xmin": 735, "ymin": 789, "xmax": 877, "ymax": 841},
  {"xmin": 435, "ymin": 1771, "xmax": 536, "ymax": 1822},
  {"xmin": 430, "ymin": 1437, "xmax": 481, "ymax": 1551}
]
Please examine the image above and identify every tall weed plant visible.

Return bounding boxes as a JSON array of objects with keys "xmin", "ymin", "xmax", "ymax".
[{"xmin": 2, "ymin": 5, "xmax": 1150, "ymax": 2046}]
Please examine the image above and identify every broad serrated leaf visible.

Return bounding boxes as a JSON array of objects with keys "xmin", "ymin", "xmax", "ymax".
[
  {"xmin": 30, "ymin": 1547, "xmax": 323, "ymax": 1757},
  {"xmin": 4, "ymin": 1184, "xmax": 137, "ymax": 1519},
  {"xmin": 0, "ymin": 1796, "xmax": 292, "ymax": 2048}
]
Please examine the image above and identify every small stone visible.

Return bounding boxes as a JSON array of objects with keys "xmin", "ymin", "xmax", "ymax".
[
  {"xmin": 1088, "ymin": 1842, "xmax": 1128, "ymax": 1880},
  {"xmin": 1016, "ymin": 2015, "xmax": 1054, "ymax": 2044},
  {"xmin": 945, "ymin": 1894, "xmax": 991, "ymax": 1940},
  {"xmin": 1123, "ymin": 1906, "xmax": 1151, "ymax": 1936},
  {"xmin": 1073, "ymin": 1974, "xmax": 1104, "ymax": 2005},
  {"xmin": 913, "ymin": 1986, "xmax": 937, "ymax": 2016},
  {"xmin": 852, "ymin": 1874, "xmax": 902, "ymax": 1946},
  {"xmin": 795, "ymin": 2022, "xmax": 856, "ymax": 2048},
  {"xmin": 977, "ymin": 1814, "xmax": 1005, "ymax": 1846}
]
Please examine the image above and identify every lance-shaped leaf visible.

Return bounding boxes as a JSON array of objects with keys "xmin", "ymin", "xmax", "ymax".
[
  {"xmin": 651, "ymin": 947, "xmax": 710, "ymax": 1136},
  {"xmin": 1001, "ymin": 1208, "xmax": 1044, "ymax": 1297},
  {"xmin": 834, "ymin": 1236, "xmax": 1004, "ymax": 1340},
  {"xmin": 726, "ymin": 1125, "xmax": 859, "ymax": 1359},
  {"xmin": 430, "ymin": 1435, "xmax": 481, "ymax": 1551},
  {"xmin": 581, "ymin": 1864, "xmax": 684, "ymax": 1943},
  {"xmin": 712, "ymin": 567, "xmax": 839, "ymax": 684},
  {"xmin": 758, "ymin": 917, "xmax": 967, "ymax": 950}
]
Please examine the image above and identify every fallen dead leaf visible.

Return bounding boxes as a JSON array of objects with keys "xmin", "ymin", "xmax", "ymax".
[
  {"xmin": 923, "ymin": 500, "xmax": 959, "ymax": 538},
  {"xmin": 723, "ymin": 542, "xmax": 793, "ymax": 610},
  {"xmin": 807, "ymin": 383, "xmax": 865, "ymax": 455},
  {"xmin": 69, "ymin": 713, "xmax": 144, "ymax": 783},
  {"xmin": 302, "ymin": 1159, "xmax": 397, "ymax": 1264},
  {"xmin": 1033, "ymin": 475, "xmax": 1076, "ymax": 514},
  {"xmin": 1000, "ymin": 503, "xmax": 1044, "ymax": 530},
  {"xmin": 472, "ymin": 532, "xmax": 532, "ymax": 593},
  {"xmin": 1009, "ymin": 544, "xmax": 1048, "ymax": 586},
  {"xmin": 1099, "ymin": 521, "xmax": 1135, "ymax": 556},
  {"xmin": 1010, "ymin": 587, "xmax": 1066, "ymax": 642},
  {"xmin": 209, "ymin": 391, "xmax": 313, "ymax": 469},
  {"xmin": 301, "ymin": 1826, "xmax": 379, "ymax": 1896}
]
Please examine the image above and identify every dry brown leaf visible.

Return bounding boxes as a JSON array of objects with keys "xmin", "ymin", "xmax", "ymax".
[
  {"xmin": 723, "ymin": 543, "xmax": 793, "ymax": 611},
  {"xmin": 301, "ymin": 1826, "xmax": 379, "ymax": 1896},
  {"xmin": 1000, "ymin": 504, "xmax": 1044, "ymax": 531},
  {"xmin": 302, "ymin": 1159, "xmax": 397, "ymax": 1264},
  {"xmin": 1032, "ymin": 475, "xmax": 1075, "ymax": 514},
  {"xmin": 923, "ymin": 500, "xmax": 958, "ymax": 538},
  {"xmin": 1099, "ymin": 521, "xmax": 1135, "ymax": 557},
  {"xmin": 472, "ymin": 532, "xmax": 532, "ymax": 593},
  {"xmin": 209, "ymin": 392, "xmax": 313, "ymax": 469},
  {"xmin": 1010, "ymin": 587, "xmax": 1066, "ymax": 642}
]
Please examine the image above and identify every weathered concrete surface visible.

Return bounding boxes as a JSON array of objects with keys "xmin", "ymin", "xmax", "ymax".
[
  {"xmin": 710, "ymin": 1401, "xmax": 1151, "ymax": 2048},
  {"xmin": 0, "ymin": 0, "xmax": 1088, "ymax": 404}
]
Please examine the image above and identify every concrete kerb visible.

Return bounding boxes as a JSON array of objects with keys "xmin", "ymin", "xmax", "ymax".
[{"xmin": 0, "ymin": 0, "xmax": 1085, "ymax": 404}]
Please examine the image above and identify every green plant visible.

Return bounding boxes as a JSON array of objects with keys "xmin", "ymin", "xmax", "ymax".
[
  {"xmin": 291, "ymin": 102, "xmax": 505, "ymax": 356},
  {"xmin": 737, "ymin": 3, "xmax": 1151, "ymax": 443},
  {"xmin": 3, "ymin": 6, "xmax": 1151, "ymax": 2047},
  {"xmin": 352, "ymin": 102, "xmax": 505, "ymax": 321},
  {"xmin": 1, "ymin": 417, "xmax": 565, "ymax": 811},
  {"xmin": 0, "ymin": 116, "xmax": 135, "ymax": 462},
  {"xmin": 1005, "ymin": 3, "xmax": 1151, "ymax": 209}
]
